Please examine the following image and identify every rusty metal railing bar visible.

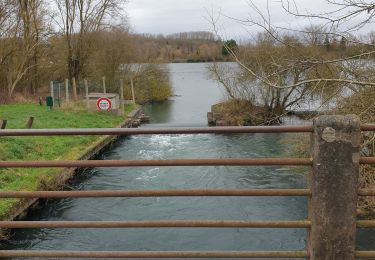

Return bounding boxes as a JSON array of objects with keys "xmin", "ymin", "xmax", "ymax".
[
  {"xmin": 360, "ymin": 124, "xmax": 375, "ymax": 131},
  {"xmin": 360, "ymin": 157, "xmax": 375, "ymax": 164},
  {"xmin": 0, "ymin": 250, "xmax": 309, "ymax": 258},
  {"xmin": 356, "ymin": 251, "xmax": 375, "ymax": 258},
  {"xmin": 0, "ymin": 189, "xmax": 311, "ymax": 198},
  {"xmin": 356, "ymin": 220, "xmax": 375, "ymax": 228},
  {"xmin": 0, "ymin": 126, "xmax": 314, "ymax": 136},
  {"xmin": 0, "ymin": 220, "xmax": 311, "ymax": 229},
  {"xmin": 358, "ymin": 189, "xmax": 375, "ymax": 196},
  {"xmin": 0, "ymin": 158, "xmax": 312, "ymax": 168},
  {"xmin": 6, "ymin": 156, "xmax": 375, "ymax": 167},
  {"xmin": 0, "ymin": 124, "xmax": 375, "ymax": 137}
]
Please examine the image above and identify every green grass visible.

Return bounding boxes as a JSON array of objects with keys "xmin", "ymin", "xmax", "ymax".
[{"xmin": 0, "ymin": 102, "xmax": 137, "ymax": 219}]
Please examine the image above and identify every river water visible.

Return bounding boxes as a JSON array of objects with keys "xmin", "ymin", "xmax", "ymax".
[{"xmin": 1, "ymin": 63, "xmax": 373, "ymax": 259}]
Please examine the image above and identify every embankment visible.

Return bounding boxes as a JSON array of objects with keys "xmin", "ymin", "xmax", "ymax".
[{"xmin": 0, "ymin": 103, "xmax": 144, "ymax": 224}]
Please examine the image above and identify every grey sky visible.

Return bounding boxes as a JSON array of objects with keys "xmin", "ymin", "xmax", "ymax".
[{"xmin": 127, "ymin": 0, "xmax": 337, "ymax": 39}]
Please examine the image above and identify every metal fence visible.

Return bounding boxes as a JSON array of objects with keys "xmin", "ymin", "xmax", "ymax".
[{"xmin": 0, "ymin": 115, "xmax": 375, "ymax": 259}]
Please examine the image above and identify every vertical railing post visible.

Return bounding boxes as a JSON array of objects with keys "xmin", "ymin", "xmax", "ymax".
[{"xmin": 309, "ymin": 115, "xmax": 361, "ymax": 259}]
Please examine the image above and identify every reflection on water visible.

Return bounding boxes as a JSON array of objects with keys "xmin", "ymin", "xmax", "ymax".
[
  {"xmin": 143, "ymin": 100, "xmax": 173, "ymax": 124},
  {"xmin": 142, "ymin": 63, "xmax": 224, "ymax": 127}
]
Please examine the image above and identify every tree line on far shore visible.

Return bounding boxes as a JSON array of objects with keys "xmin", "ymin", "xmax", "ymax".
[
  {"xmin": 132, "ymin": 32, "xmax": 232, "ymax": 63},
  {"xmin": 0, "ymin": 1, "xmax": 232, "ymax": 104}
]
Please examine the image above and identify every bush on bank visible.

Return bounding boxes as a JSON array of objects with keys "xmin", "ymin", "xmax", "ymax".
[{"xmin": 123, "ymin": 64, "xmax": 172, "ymax": 104}]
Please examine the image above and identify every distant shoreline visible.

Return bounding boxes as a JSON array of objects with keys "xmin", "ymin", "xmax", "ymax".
[{"xmin": 171, "ymin": 59, "xmax": 233, "ymax": 63}]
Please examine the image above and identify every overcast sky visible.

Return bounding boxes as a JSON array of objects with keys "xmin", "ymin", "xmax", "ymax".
[
  {"xmin": 126, "ymin": 0, "xmax": 372, "ymax": 40},
  {"xmin": 126, "ymin": 0, "xmax": 326, "ymax": 39}
]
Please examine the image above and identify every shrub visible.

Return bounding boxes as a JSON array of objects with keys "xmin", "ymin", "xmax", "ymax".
[{"xmin": 123, "ymin": 64, "xmax": 172, "ymax": 104}]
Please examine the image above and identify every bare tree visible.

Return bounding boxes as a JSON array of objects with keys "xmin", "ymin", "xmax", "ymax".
[
  {"xmin": 281, "ymin": 0, "xmax": 375, "ymax": 33},
  {"xmin": 0, "ymin": 0, "xmax": 46, "ymax": 97},
  {"xmin": 53, "ymin": 0, "xmax": 123, "ymax": 99},
  {"xmin": 209, "ymin": 0, "xmax": 375, "ymax": 123},
  {"xmin": 18, "ymin": 0, "xmax": 46, "ymax": 94},
  {"xmin": 86, "ymin": 25, "xmax": 136, "ymax": 90}
]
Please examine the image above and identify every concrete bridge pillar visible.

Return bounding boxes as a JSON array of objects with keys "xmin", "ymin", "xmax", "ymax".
[{"xmin": 309, "ymin": 115, "xmax": 361, "ymax": 260}]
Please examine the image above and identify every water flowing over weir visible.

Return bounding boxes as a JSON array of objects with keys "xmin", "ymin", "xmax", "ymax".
[{"xmin": 1, "ymin": 63, "xmax": 374, "ymax": 259}]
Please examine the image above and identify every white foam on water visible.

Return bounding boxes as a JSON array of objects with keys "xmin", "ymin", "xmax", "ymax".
[{"xmin": 135, "ymin": 168, "xmax": 160, "ymax": 181}]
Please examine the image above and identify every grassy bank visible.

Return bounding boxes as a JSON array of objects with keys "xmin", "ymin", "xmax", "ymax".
[{"xmin": 0, "ymin": 102, "xmax": 137, "ymax": 220}]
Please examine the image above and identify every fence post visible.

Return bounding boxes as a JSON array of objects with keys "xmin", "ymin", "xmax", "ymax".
[
  {"xmin": 102, "ymin": 76, "xmax": 106, "ymax": 94},
  {"xmin": 130, "ymin": 77, "xmax": 135, "ymax": 104},
  {"xmin": 309, "ymin": 115, "xmax": 360, "ymax": 259},
  {"xmin": 84, "ymin": 79, "xmax": 89, "ymax": 109},
  {"xmin": 50, "ymin": 81, "xmax": 54, "ymax": 101},
  {"xmin": 119, "ymin": 78, "xmax": 124, "ymax": 115},
  {"xmin": 26, "ymin": 116, "xmax": 34, "ymax": 128},
  {"xmin": 72, "ymin": 77, "xmax": 77, "ymax": 101},
  {"xmin": 0, "ymin": 119, "xmax": 7, "ymax": 129},
  {"xmin": 65, "ymin": 79, "xmax": 69, "ymax": 102}
]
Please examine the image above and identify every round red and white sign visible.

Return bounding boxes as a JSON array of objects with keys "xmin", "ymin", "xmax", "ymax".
[{"xmin": 96, "ymin": 97, "xmax": 112, "ymax": 111}]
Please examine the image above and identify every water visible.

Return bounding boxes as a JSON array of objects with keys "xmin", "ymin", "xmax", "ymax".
[{"xmin": 3, "ymin": 62, "xmax": 371, "ymax": 259}]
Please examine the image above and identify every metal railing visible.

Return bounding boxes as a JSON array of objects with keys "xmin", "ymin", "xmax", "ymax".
[{"xmin": 1, "ymin": 115, "xmax": 375, "ymax": 259}]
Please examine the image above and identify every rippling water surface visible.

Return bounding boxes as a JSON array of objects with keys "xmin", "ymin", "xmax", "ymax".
[{"xmin": 7, "ymin": 63, "xmax": 373, "ymax": 259}]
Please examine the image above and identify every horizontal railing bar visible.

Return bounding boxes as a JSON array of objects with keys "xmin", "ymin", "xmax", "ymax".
[
  {"xmin": 0, "ymin": 126, "xmax": 313, "ymax": 136},
  {"xmin": 0, "ymin": 189, "xmax": 311, "ymax": 198},
  {"xmin": 357, "ymin": 220, "xmax": 375, "ymax": 228},
  {"xmin": 0, "ymin": 250, "xmax": 309, "ymax": 258},
  {"xmin": 0, "ymin": 220, "xmax": 311, "ymax": 229},
  {"xmin": 360, "ymin": 157, "xmax": 375, "ymax": 164},
  {"xmin": 358, "ymin": 189, "xmax": 375, "ymax": 196},
  {"xmin": 0, "ymin": 124, "xmax": 373, "ymax": 137},
  {"xmin": 0, "ymin": 124, "xmax": 372, "ymax": 137},
  {"xmin": 361, "ymin": 124, "xmax": 375, "ymax": 132},
  {"xmin": 356, "ymin": 251, "xmax": 375, "ymax": 258},
  {"xmin": 0, "ymin": 158, "xmax": 312, "ymax": 168}
]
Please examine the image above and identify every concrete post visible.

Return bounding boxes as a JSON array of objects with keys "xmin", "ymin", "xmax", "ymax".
[{"xmin": 309, "ymin": 115, "xmax": 360, "ymax": 260}]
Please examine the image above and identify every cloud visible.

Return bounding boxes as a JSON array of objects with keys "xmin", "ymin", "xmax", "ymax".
[
  {"xmin": 127, "ymin": 0, "xmax": 249, "ymax": 36},
  {"xmin": 127, "ymin": 0, "xmax": 374, "ymax": 39}
]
